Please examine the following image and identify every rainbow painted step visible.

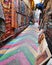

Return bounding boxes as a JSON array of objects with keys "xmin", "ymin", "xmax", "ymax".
[{"xmin": 0, "ymin": 25, "xmax": 39, "ymax": 65}]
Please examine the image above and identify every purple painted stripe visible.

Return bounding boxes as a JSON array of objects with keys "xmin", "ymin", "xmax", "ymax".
[{"xmin": 0, "ymin": 52, "xmax": 30, "ymax": 65}]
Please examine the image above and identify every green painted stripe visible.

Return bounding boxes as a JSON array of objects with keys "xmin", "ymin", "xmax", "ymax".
[{"xmin": 20, "ymin": 46, "xmax": 35, "ymax": 65}]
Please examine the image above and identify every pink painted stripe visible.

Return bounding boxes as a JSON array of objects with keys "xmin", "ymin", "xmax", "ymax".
[
  {"xmin": 2, "ymin": 44, "xmax": 20, "ymax": 49},
  {"xmin": 17, "ymin": 52, "xmax": 30, "ymax": 65},
  {"xmin": 0, "ymin": 52, "xmax": 30, "ymax": 65},
  {"xmin": 31, "ymin": 44, "xmax": 38, "ymax": 52},
  {"xmin": 2, "ymin": 42, "xmax": 23, "ymax": 49}
]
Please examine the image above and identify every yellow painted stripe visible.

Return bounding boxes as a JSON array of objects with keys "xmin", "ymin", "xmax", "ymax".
[
  {"xmin": 27, "ymin": 45, "xmax": 38, "ymax": 58},
  {"xmin": 0, "ymin": 50, "xmax": 7, "ymax": 54},
  {"xmin": 5, "ymin": 44, "xmax": 23, "ymax": 54}
]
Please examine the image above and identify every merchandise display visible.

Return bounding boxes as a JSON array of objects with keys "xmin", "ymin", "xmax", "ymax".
[
  {"xmin": 0, "ymin": 0, "xmax": 30, "ymax": 41},
  {"xmin": 1, "ymin": 1, "xmax": 12, "ymax": 40}
]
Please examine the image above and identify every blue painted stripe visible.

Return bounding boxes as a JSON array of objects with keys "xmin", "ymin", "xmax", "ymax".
[{"xmin": 0, "ymin": 54, "xmax": 3, "ymax": 57}]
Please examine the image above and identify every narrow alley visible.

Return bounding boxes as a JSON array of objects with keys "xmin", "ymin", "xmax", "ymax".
[{"xmin": 0, "ymin": 0, "xmax": 52, "ymax": 65}]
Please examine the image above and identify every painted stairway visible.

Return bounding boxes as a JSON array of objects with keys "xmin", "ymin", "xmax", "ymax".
[{"xmin": 0, "ymin": 25, "xmax": 40, "ymax": 65}]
